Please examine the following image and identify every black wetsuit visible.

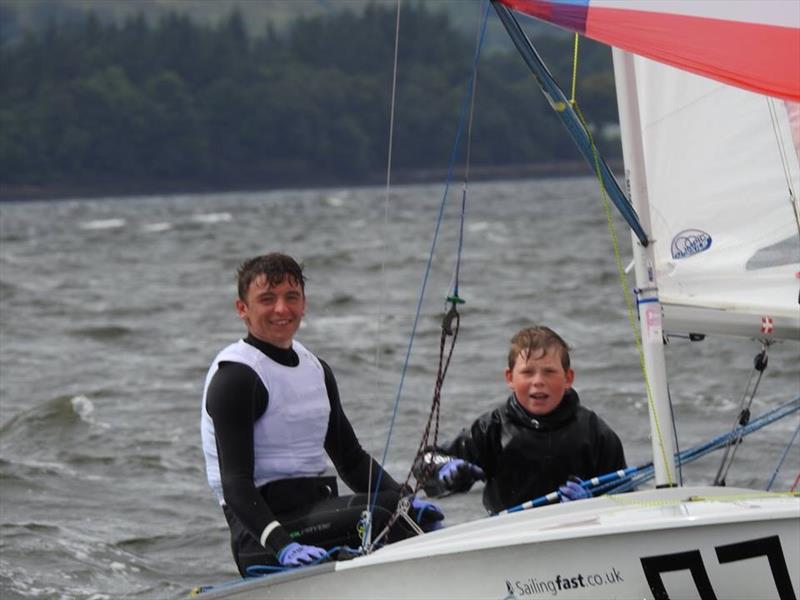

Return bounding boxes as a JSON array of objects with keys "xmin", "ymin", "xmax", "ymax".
[
  {"xmin": 205, "ymin": 335, "xmax": 414, "ymax": 576},
  {"xmin": 441, "ymin": 389, "xmax": 626, "ymax": 513}
]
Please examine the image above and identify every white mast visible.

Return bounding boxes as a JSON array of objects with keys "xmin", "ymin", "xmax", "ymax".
[{"xmin": 612, "ymin": 48, "xmax": 677, "ymax": 486}]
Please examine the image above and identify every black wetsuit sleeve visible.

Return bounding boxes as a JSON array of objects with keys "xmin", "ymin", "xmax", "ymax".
[
  {"xmin": 441, "ymin": 409, "xmax": 500, "ymax": 478},
  {"xmin": 593, "ymin": 416, "xmax": 627, "ymax": 474},
  {"xmin": 205, "ymin": 362, "xmax": 292, "ymax": 556},
  {"xmin": 320, "ymin": 359, "xmax": 404, "ymax": 494}
]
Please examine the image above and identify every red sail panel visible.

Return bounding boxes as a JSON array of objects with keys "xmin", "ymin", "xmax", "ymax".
[{"xmin": 497, "ymin": 0, "xmax": 800, "ymax": 102}]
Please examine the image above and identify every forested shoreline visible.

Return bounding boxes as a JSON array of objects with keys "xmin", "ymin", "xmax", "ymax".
[{"xmin": 0, "ymin": 3, "xmax": 620, "ymax": 199}]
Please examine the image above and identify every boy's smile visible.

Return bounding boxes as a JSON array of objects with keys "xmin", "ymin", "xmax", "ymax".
[{"xmin": 505, "ymin": 347, "xmax": 574, "ymax": 416}]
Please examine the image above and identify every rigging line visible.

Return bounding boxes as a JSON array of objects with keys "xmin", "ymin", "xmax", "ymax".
[
  {"xmin": 452, "ymin": 2, "xmax": 486, "ymax": 300},
  {"xmin": 407, "ymin": 307, "xmax": 461, "ymax": 489},
  {"xmin": 604, "ymin": 395, "xmax": 800, "ymax": 494},
  {"xmin": 667, "ymin": 384, "xmax": 684, "ymax": 486},
  {"xmin": 566, "ymin": 37, "xmax": 672, "ymax": 486},
  {"xmin": 570, "ymin": 33, "xmax": 672, "ymax": 485},
  {"xmin": 714, "ymin": 343, "xmax": 769, "ymax": 486},
  {"xmin": 491, "ymin": 1, "xmax": 649, "ymax": 246},
  {"xmin": 372, "ymin": 313, "xmax": 463, "ymax": 547},
  {"xmin": 569, "ymin": 33, "xmax": 579, "ymax": 104},
  {"xmin": 364, "ymin": 0, "xmax": 403, "ymax": 553},
  {"xmin": 766, "ymin": 419, "xmax": 800, "ymax": 491},
  {"xmin": 766, "ymin": 97, "xmax": 800, "ymax": 234},
  {"xmin": 567, "ymin": 41, "xmax": 672, "ymax": 478},
  {"xmin": 571, "ymin": 90, "xmax": 675, "ymax": 487},
  {"xmin": 366, "ymin": 0, "xmax": 492, "ymax": 541}
]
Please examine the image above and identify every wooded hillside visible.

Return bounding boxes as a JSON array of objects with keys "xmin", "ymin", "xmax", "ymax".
[{"xmin": 0, "ymin": 3, "xmax": 620, "ymax": 195}]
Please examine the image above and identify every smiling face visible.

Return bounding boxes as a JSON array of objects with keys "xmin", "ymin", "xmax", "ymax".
[
  {"xmin": 505, "ymin": 346, "xmax": 575, "ymax": 416},
  {"xmin": 235, "ymin": 274, "xmax": 305, "ymax": 348}
]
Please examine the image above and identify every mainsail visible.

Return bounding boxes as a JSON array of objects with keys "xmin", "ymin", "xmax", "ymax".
[
  {"xmin": 498, "ymin": 0, "xmax": 800, "ymax": 340},
  {"xmin": 627, "ymin": 57, "xmax": 800, "ymax": 340}
]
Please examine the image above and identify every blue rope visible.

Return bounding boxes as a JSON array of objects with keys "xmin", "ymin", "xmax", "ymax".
[
  {"xmin": 368, "ymin": 0, "xmax": 491, "ymax": 522},
  {"xmin": 244, "ymin": 546, "xmax": 363, "ymax": 578},
  {"xmin": 192, "ymin": 546, "xmax": 363, "ymax": 594},
  {"xmin": 605, "ymin": 396, "xmax": 800, "ymax": 494},
  {"xmin": 766, "ymin": 418, "xmax": 800, "ymax": 491},
  {"xmin": 497, "ymin": 467, "xmax": 640, "ymax": 514}
]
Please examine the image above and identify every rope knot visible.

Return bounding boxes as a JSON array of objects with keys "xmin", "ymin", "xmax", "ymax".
[{"xmin": 441, "ymin": 295, "xmax": 465, "ymax": 336}]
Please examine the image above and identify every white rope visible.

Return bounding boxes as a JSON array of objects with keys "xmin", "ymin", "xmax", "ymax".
[{"xmin": 365, "ymin": 0, "xmax": 403, "ymax": 555}]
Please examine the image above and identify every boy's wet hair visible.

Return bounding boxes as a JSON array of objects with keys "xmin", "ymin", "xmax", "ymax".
[
  {"xmin": 508, "ymin": 326, "xmax": 571, "ymax": 371},
  {"xmin": 236, "ymin": 253, "xmax": 306, "ymax": 301}
]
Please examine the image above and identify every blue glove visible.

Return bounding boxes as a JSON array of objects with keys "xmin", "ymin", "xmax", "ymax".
[
  {"xmin": 438, "ymin": 458, "xmax": 486, "ymax": 492},
  {"xmin": 559, "ymin": 478, "xmax": 591, "ymax": 502},
  {"xmin": 411, "ymin": 496, "xmax": 445, "ymax": 531},
  {"xmin": 277, "ymin": 542, "xmax": 327, "ymax": 567}
]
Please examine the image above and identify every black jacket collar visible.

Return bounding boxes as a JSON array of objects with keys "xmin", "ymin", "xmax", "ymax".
[
  {"xmin": 506, "ymin": 388, "xmax": 580, "ymax": 430},
  {"xmin": 243, "ymin": 334, "xmax": 299, "ymax": 367}
]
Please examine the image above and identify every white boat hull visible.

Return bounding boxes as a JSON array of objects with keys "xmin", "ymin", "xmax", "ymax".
[{"xmin": 195, "ymin": 486, "xmax": 800, "ymax": 599}]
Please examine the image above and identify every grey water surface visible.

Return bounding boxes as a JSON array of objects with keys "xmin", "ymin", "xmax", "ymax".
[{"xmin": 1, "ymin": 177, "xmax": 798, "ymax": 599}]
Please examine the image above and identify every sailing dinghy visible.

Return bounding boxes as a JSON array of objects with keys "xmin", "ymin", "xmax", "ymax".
[{"xmin": 194, "ymin": 2, "xmax": 800, "ymax": 598}]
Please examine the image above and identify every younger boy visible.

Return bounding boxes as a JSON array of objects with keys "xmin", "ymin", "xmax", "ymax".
[{"xmin": 416, "ymin": 325, "xmax": 626, "ymax": 513}]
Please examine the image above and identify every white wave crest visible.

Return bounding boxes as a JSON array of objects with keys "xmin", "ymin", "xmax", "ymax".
[
  {"xmin": 467, "ymin": 221, "xmax": 489, "ymax": 232},
  {"xmin": 71, "ymin": 395, "xmax": 95, "ymax": 423},
  {"xmin": 141, "ymin": 222, "xmax": 173, "ymax": 233},
  {"xmin": 191, "ymin": 212, "xmax": 233, "ymax": 224},
  {"xmin": 326, "ymin": 192, "xmax": 348, "ymax": 207},
  {"xmin": 70, "ymin": 395, "xmax": 109, "ymax": 429},
  {"xmin": 79, "ymin": 218, "xmax": 126, "ymax": 230}
]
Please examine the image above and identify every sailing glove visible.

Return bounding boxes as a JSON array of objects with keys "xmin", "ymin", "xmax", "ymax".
[
  {"xmin": 411, "ymin": 497, "xmax": 445, "ymax": 531},
  {"xmin": 277, "ymin": 542, "xmax": 327, "ymax": 567},
  {"xmin": 558, "ymin": 477, "xmax": 590, "ymax": 502},
  {"xmin": 438, "ymin": 458, "xmax": 486, "ymax": 493}
]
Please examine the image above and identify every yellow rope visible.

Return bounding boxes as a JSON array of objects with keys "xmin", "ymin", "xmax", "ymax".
[
  {"xmin": 570, "ymin": 34, "xmax": 580, "ymax": 103},
  {"xmin": 569, "ymin": 34, "xmax": 674, "ymax": 487},
  {"xmin": 605, "ymin": 490, "xmax": 800, "ymax": 508},
  {"xmin": 687, "ymin": 491, "xmax": 800, "ymax": 501}
]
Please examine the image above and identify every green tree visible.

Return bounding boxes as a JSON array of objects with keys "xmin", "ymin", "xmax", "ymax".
[{"xmin": 0, "ymin": 2, "xmax": 620, "ymax": 191}]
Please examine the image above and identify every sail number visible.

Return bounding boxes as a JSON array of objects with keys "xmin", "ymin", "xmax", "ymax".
[{"xmin": 640, "ymin": 535, "xmax": 796, "ymax": 600}]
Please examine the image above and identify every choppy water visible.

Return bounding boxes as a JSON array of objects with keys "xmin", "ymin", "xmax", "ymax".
[{"xmin": 1, "ymin": 177, "xmax": 798, "ymax": 599}]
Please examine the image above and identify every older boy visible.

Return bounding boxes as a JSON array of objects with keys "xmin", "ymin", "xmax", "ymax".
[
  {"xmin": 202, "ymin": 253, "xmax": 443, "ymax": 576},
  {"xmin": 416, "ymin": 325, "xmax": 626, "ymax": 514}
]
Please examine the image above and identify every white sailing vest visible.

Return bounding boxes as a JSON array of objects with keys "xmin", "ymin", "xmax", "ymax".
[{"xmin": 201, "ymin": 339, "xmax": 330, "ymax": 503}]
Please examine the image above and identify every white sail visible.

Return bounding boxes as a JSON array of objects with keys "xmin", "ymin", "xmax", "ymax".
[{"xmin": 630, "ymin": 57, "xmax": 800, "ymax": 340}]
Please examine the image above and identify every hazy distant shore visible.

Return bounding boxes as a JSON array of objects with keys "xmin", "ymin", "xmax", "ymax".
[{"xmin": 0, "ymin": 160, "xmax": 619, "ymax": 202}]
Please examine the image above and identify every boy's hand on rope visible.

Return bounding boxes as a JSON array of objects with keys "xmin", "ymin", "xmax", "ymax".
[
  {"xmin": 438, "ymin": 458, "xmax": 486, "ymax": 493},
  {"xmin": 558, "ymin": 476, "xmax": 591, "ymax": 502},
  {"xmin": 277, "ymin": 542, "xmax": 327, "ymax": 567},
  {"xmin": 410, "ymin": 497, "xmax": 445, "ymax": 532}
]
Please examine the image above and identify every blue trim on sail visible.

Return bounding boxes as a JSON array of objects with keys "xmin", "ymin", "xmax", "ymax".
[{"xmin": 492, "ymin": 1, "xmax": 649, "ymax": 246}]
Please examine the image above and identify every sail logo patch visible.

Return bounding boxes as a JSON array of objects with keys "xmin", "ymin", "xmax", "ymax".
[{"xmin": 671, "ymin": 229, "xmax": 712, "ymax": 259}]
